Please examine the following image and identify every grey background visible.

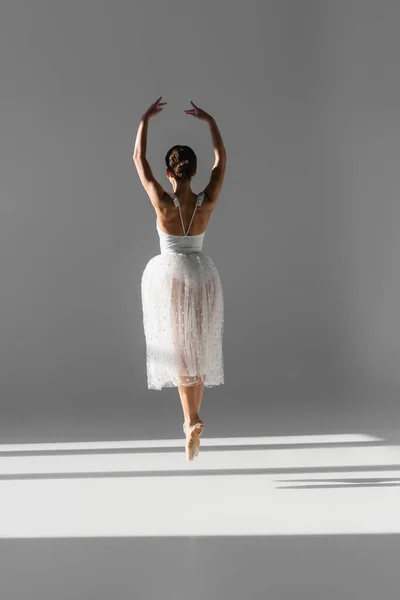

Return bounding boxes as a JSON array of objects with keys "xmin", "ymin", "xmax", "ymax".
[
  {"xmin": 1, "ymin": 1, "xmax": 400, "ymax": 599},
  {"xmin": 1, "ymin": 0, "xmax": 400, "ymax": 437}
]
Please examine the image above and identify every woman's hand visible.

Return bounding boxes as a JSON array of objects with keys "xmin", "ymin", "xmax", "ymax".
[
  {"xmin": 185, "ymin": 101, "xmax": 212, "ymax": 122},
  {"xmin": 142, "ymin": 96, "xmax": 167, "ymax": 120}
]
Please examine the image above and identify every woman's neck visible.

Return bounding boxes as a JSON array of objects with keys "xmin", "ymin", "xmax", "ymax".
[{"xmin": 171, "ymin": 185, "xmax": 194, "ymax": 199}]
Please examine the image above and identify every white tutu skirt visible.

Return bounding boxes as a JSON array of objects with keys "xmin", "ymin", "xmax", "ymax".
[{"xmin": 141, "ymin": 251, "xmax": 224, "ymax": 390}]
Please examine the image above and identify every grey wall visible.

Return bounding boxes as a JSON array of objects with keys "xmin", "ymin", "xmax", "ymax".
[{"xmin": 0, "ymin": 0, "xmax": 400, "ymax": 435}]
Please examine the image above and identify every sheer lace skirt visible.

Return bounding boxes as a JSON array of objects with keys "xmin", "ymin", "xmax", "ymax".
[{"xmin": 141, "ymin": 251, "xmax": 224, "ymax": 390}]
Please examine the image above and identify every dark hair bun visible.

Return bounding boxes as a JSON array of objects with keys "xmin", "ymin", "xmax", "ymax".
[{"xmin": 165, "ymin": 145, "xmax": 197, "ymax": 181}]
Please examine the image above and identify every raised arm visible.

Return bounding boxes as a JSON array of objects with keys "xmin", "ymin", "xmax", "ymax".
[
  {"xmin": 133, "ymin": 97, "xmax": 167, "ymax": 210},
  {"xmin": 185, "ymin": 102, "xmax": 227, "ymax": 208},
  {"xmin": 204, "ymin": 116, "xmax": 227, "ymax": 208}
]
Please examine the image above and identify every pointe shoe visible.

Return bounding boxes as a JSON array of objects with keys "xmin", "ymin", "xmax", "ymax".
[
  {"xmin": 183, "ymin": 423, "xmax": 200, "ymax": 458},
  {"xmin": 183, "ymin": 420, "xmax": 205, "ymax": 460}
]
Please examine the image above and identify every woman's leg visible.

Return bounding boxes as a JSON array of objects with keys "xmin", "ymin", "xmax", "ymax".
[
  {"xmin": 188, "ymin": 277, "xmax": 214, "ymax": 418},
  {"xmin": 178, "ymin": 378, "xmax": 202, "ymax": 425},
  {"xmin": 179, "ymin": 379, "xmax": 205, "ymax": 461},
  {"xmin": 196, "ymin": 380, "xmax": 204, "ymax": 413},
  {"xmin": 174, "ymin": 278, "xmax": 208, "ymax": 428}
]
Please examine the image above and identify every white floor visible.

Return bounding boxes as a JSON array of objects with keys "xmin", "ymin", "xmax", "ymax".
[
  {"xmin": 1, "ymin": 391, "xmax": 400, "ymax": 600},
  {"xmin": 1, "ymin": 433, "xmax": 400, "ymax": 538}
]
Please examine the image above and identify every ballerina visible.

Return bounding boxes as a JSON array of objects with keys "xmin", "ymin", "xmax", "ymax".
[{"xmin": 133, "ymin": 97, "xmax": 227, "ymax": 461}]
